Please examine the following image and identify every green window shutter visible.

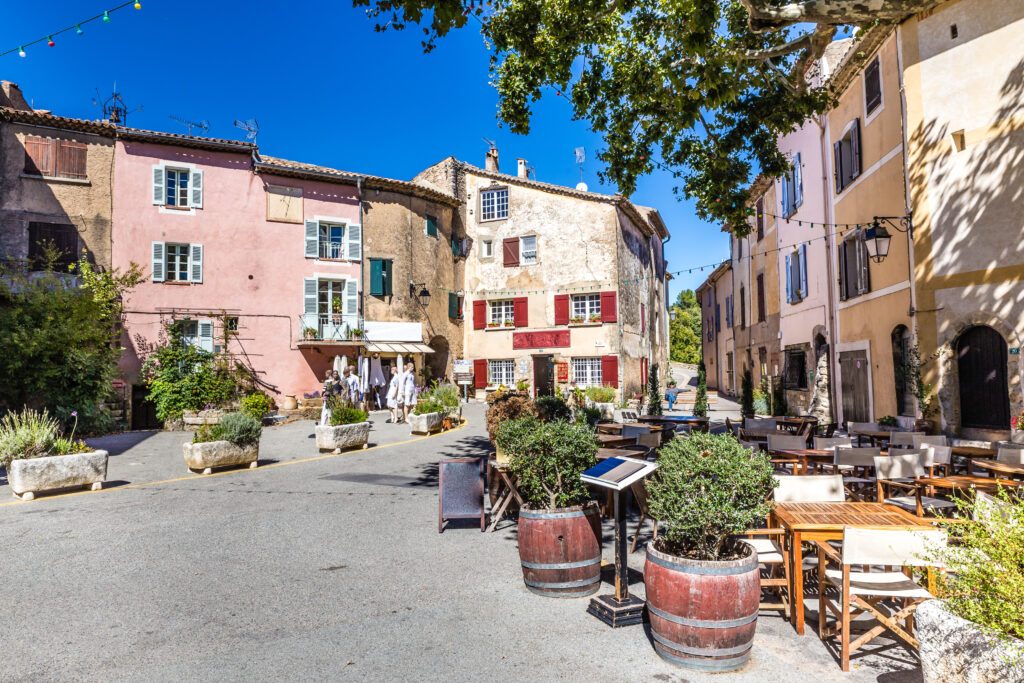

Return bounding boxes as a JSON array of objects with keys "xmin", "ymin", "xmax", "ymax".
[
  {"xmin": 370, "ymin": 259, "xmax": 384, "ymax": 296},
  {"xmin": 426, "ymin": 215, "xmax": 438, "ymax": 237},
  {"xmin": 448, "ymin": 293, "xmax": 457, "ymax": 318},
  {"xmin": 382, "ymin": 259, "xmax": 393, "ymax": 296}
]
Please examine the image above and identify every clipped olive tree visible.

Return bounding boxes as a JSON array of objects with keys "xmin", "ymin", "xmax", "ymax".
[
  {"xmin": 740, "ymin": 368, "xmax": 755, "ymax": 418},
  {"xmin": 693, "ymin": 360, "xmax": 709, "ymax": 418},
  {"xmin": 646, "ymin": 362, "xmax": 663, "ymax": 416},
  {"xmin": 497, "ymin": 416, "xmax": 597, "ymax": 509}
]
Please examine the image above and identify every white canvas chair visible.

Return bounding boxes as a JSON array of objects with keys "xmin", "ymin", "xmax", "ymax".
[
  {"xmin": 774, "ymin": 474, "xmax": 846, "ymax": 503},
  {"xmin": 847, "ymin": 421, "xmax": 880, "ymax": 446},
  {"xmin": 767, "ymin": 433, "xmax": 809, "ymax": 473},
  {"xmin": 817, "ymin": 527, "xmax": 948, "ymax": 672},
  {"xmin": 996, "ymin": 447, "xmax": 1024, "ymax": 465},
  {"xmin": 874, "ymin": 453, "xmax": 956, "ymax": 517},
  {"xmin": 912, "ymin": 434, "xmax": 948, "ymax": 449},
  {"xmin": 744, "ymin": 417, "xmax": 778, "ymax": 431},
  {"xmin": 821, "ymin": 447, "xmax": 881, "ymax": 500},
  {"xmin": 922, "ymin": 445, "xmax": 953, "ymax": 477},
  {"xmin": 622, "ymin": 424, "xmax": 659, "ymax": 449},
  {"xmin": 889, "ymin": 432, "xmax": 924, "ymax": 449},
  {"xmin": 814, "ymin": 436, "xmax": 853, "ymax": 451}
]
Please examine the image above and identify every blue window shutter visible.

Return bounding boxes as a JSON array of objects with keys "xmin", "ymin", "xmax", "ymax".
[
  {"xmin": 151, "ymin": 241, "xmax": 165, "ymax": 282},
  {"xmin": 305, "ymin": 220, "xmax": 319, "ymax": 258},
  {"xmin": 426, "ymin": 215, "xmax": 438, "ymax": 237},
  {"xmin": 799, "ymin": 244, "xmax": 808, "ymax": 298},
  {"xmin": 448, "ymin": 293, "xmax": 457, "ymax": 318},
  {"xmin": 784, "ymin": 253, "xmax": 793, "ymax": 303},
  {"xmin": 794, "ymin": 153, "xmax": 803, "ymax": 207},
  {"xmin": 370, "ymin": 259, "xmax": 383, "ymax": 296}
]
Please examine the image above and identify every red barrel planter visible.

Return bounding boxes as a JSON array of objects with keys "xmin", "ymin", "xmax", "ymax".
[
  {"xmin": 518, "ymin": 502, "xmax": 602, "ymax": 598},
  {"xmin": 644, "ymin": 540, "xmax": 759, "ymax": 671}
]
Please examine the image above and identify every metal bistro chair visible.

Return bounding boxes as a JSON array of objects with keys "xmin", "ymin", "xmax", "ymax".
[
  {"xmin": 817, "ymin": 527, "xmax": 948, "ymax": 672},
  {"xmin": 889, "ymin": 432, "xmax": 925, "ymax": 450},
  {"xmin": 874, "ymin": 452, "xmax": 957, "ymax": 517}
]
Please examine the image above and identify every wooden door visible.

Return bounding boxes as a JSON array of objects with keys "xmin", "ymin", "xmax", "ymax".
[
  {"xmin": 839, "ymin": 350, "xmax": 870, "ymax": 424},
  {"xmin": 958, "ymin": 326, "xmax": 1010, "ymax": 429},
  {"xmin": 533, "ymin": 355, "xmax": 554, "ymax": 397}
]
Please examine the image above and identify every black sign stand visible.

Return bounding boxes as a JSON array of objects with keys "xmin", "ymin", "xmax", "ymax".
[{"xmin": 586, "ymin": 488, "xmax": 645, "ymax": 627}]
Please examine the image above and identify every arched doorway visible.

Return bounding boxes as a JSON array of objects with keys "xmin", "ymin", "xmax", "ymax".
[
  {"xmin": 427, "ymin": 335, "xmax": 450, "ymax": 384},
  {"xmin": 891, "ymin": 325, "xmax": 912, "ymax": 417},
  {"xmin": 957, "ymin": 325, "xmax": 1010, "ymax": 430}
]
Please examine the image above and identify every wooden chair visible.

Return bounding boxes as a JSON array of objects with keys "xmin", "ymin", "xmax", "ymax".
[
  {"xmin": 889, "ymin": 432, "xmax": 924, "ymax": 449},
  {"xmin": 912, "ymin": 434, "xmax": 948, "ymax": 449},
  {"xmin": 874, "ymin": 452, "xmax": 956, "ymax": 517},
  {"xmin": 814, "ymin": 436, "xmax": 853, "ymax": 450},
  {"xmin": 820, "ymin": 447, "xmax": 881, "ymax": 500},
  {"xmin": 817, "ymin": 527, "xmax": 947, "ymax": 672}
]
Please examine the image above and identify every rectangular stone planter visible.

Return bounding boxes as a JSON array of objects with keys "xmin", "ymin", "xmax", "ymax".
[
  {"xmin": 8, "ymin": 450, "xmax": 108, "ymax": 500},
  {"xmin": 183, "ymin": 440, "xmax": 258, "ymax": 474},
  {"xmin": 917, "ymin": 599, "xmax": 1023, "ymax": 683},
  {"xmin": 409, "ymin": 411, "xmax": 442, "ymax": 435},
  {"xmin": 315, "ymin": 422, "xmax": 371, "ymax": 452}
]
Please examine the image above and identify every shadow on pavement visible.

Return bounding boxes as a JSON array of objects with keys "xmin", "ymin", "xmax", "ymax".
[{"xmin": 86, "ymin": 430, "xmax": 160, "ymax": 456}]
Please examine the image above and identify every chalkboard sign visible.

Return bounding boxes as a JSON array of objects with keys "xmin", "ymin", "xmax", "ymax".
[{"xmin": 438, "ymin": 457, "xmax": 485, "ymax": 533}]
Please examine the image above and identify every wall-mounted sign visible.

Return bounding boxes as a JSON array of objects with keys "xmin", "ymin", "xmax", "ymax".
[
  {"xmin": 556, "ymin": 362, "xmax": 569, "ymax": 383},
  {"xmin": 513, "ymin": 330, "xmax": 571, "ymax": 350}
]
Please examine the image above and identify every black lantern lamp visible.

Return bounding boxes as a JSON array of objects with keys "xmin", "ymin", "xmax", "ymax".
[
  {"xmin": 864, "ymin": 214, "xmax": 913, "ymax": 263},
  {"xmin": 409, "ymin": 281, "xmax": 431, "ymax": 306}
]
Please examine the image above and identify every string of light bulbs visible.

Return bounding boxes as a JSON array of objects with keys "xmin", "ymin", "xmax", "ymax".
[{"xmin": 1, "ymin": 1, "xmax": 142, "ymax": 60}]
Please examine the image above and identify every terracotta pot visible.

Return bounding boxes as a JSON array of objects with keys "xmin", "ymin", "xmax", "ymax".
[{"xmin": 280, "ymin": 395, "xmax": 298, "ymax": 411}]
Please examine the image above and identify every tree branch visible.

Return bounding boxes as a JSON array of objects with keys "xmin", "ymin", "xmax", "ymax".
[
  {"xmin": 738, "ymin": 0, "xmax": 941, "ymax": 31},
  {"xmin": 736, "ymin": 31, "xmax": 816, "ymax": 61}
]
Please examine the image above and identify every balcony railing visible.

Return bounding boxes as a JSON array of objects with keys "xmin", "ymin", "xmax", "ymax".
[
  {"xmin": 298, "ymin": 313, "xmax": 363, "ymax": 343},
  {"xmin": 319, "ymin": 241, "xmax": 345, "ymax": 260}
]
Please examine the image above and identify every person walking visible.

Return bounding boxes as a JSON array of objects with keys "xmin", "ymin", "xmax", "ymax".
[
  {"xmin": 344, "ymin": 366, "xmax": 361, "ymax": 409},
  {"xmin": 386, "ymin": 365, "xmax": 402, "ymax": 423},
  {"xmin": 665, "ymin": 382, "xmax": 681, "ymax": 412},
  {"xmin": 402, "ymin": 362, "xmax": 417, "ymax": 422}
]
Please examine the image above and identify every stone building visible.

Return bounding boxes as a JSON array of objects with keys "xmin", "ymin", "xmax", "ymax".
[{"xmin": 696, "ymin": 261, "xmax": 733, "ymax": 395}]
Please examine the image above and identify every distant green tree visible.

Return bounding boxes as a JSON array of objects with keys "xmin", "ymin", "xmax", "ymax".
[
  {"xmin": 693, "ymin": 360, "xmax": 709, "ymax": 418},
  {"xmin": 670, "ymin": 289, "xmax": 702, "ymax": 364},
  {"xmin": 740, "ymin": 368, "xmax": 755, "ymax": 419},
  {"xmin": 647, "ymin": 362, "xmax": 662, "ymax": 416}
]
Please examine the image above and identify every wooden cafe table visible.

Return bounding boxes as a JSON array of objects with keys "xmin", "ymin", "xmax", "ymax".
[
  {"xmin": 772, "ymin": 448, "xmax": 835, "ymax": 475},
  {"xmin": 772, "ymin": 501, "xmax": 930, "ymax": 635},
  {"xmin": 596, "ymin": 433, "xmax": 638, "ymax": 448},
  {"xmin": 973, "ymin": 459, "xmax": 1024, "ymax": 480}
]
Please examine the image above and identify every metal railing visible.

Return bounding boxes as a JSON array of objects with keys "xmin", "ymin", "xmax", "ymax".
[
  {"xmin": 298, "ymin": 313, "xmax": 363, "ymax": 342},
  {"xmin": 319, "ymin": 241, "xmax": 345, "ymax": 260}
]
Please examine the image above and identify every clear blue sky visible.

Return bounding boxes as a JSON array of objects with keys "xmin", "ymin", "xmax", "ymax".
[{"xmin": 2, "ymin": 0, "xmax": 728, "ymax": 299}]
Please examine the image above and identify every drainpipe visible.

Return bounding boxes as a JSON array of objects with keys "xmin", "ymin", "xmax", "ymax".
[
  {"xmin": 356, "ymin": 176, "xmax": 365, "ymax": 334},
  {"xmin": 895, "ymin": 26, "xmax": 918, "ymax": 329},
  {"xmin": 820, "ymin": 112, "xmax": 841, "ymax": 425}
]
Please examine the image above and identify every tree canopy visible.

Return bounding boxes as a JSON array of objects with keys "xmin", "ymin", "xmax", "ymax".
[
  {"xmin": 670, "ymin": 289, "xmax": 701, "ymax": 364},
  {"xmin": 353, "ymin": 0, "xmax": 938, "ymax": 231}
]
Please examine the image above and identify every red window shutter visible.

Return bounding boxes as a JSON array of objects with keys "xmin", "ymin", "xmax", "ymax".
[
  {"xmin": 502, "ymin": 237, "xmax": 519, "ymax": 267},
  {"xmin": 600, "ymin": 291, "xmax": 618, "ymax": 323},
  {"xmin": 601, "ymin": 355, "xmax": 619, "ymax": 388},
  {"xmin": 58, "ymin": 139, "xmax": 87, "ymax": 180},
  {"xmin": 472, "ymin": 300, "xmax": 487, "ymax": 330},
  {"xmin": 473, "ymin": 359, "xmax": 488, "ymax": 389},
  {"xmin": 513, "ymin": 297, "xmax": 528, "ymax": 328},
  {"xmin": 554, "ymin": 294, "xmax": 570, "ymax": 325},
  {"xmin": 641, "ymin": 303, "xmax": 646, "ymax": 337}
]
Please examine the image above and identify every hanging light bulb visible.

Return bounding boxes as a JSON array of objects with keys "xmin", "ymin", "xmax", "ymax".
[
  {"xmin": 134, "ymin": 1, "xmax": 142, "ymax": 8},
  {"xmin": 76, "ymin": 24, "xmax": 84, "ymax": 35},
  {"xmin": 47, "ymin": 36, "xmax": 55, "ymax": 47},
  {"xmin": 103, "ymin": 11, "xmax": 111, "ymax": 22},
  {"xmin": 18, "ymin": 46, "xmax": 26, "ymax": 57}
]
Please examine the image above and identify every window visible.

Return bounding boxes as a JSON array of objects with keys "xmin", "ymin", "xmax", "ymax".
[
  {"xmin": 480, "ymin": 187, "xmax": 509, "ymax": 221},
  {"xmin": 369, "ymin": 258, "xmax": 393, "ymax": 297},
  {"xmin": 166, "ymin": 243, "xmax": 191, "ymax": 282},
  {"xmin": 892, "ymin": 325, "xmax": 912, "ymax": 416},
  {"xmin": 758, "ymin": 347, "xmax": 768, "ymax": 380},
  {"xmin": 571, "ymin": 294, "xmax": 601, "ymax": 322},
  {"xmin": 488, "ymin": 359, "xmax": 515, "ymax": 386},
  {"xmin": 319, "ymin": 279, "xmax": 348, "ymax": 318},
  {"xmin": 165, "ymin": 168, "xmax": 191, "ymax": 208},
  {"xmin": 448, "ymin": 292, "xmax": 464, "ymax": 320},
  {"xmin": 838, "ymin": 230, "xmax": 871, "ymax": 300},
  {"xmin": 425, "ymin": 215, "xmax": 438, "ymax": 237},
  {"xmin": 571, "ymin": 357, "xmax": 603, "ymax": 387},
  {"xmin": 176, "ymin": 320, "xmax": 199, "ymax": 347},
  {"xmin": 725, "ymin": 294, "xmax": 733, "ymax": 328},
  {"xmin": 480, "ymin": 239, "xmax": 494, "ymax": 259},
  {"xmin": 488, "ymin": 299, "xmax": 515, "ymax": 326},
  {"xmin": 785, "ymin": 245, "xmax": 808, "ymax": 304},
  {"xmin": 152, "ymin": 242, "xmax": 202, "ymax": 283},
  {"xmin": 23, "ymin": 136, "xmax": 87, "ymax": 180},
  {"xmin": 225, "ymin": 316, "xmax": 239, "ymax": 333},
  {"xmin": 833, "ymin": 120, "xmax": 862, "ymax": 193},
  {"xmin": 726, "ymin": 352, "xmax": 734, "ymax": 390},
  {"xmin": 520, "ymin": 235, "xmax": 537, "ymax": 265},
  {"xmin": 739, "ymin": 286, "xmax": 746, "ymax": 329},
  {"xmin": 864, "ymin": 57, "xmax": 882, "ymax": 116},
  {"xmin": 319, "ymin": 223, "xmax": 345, "ymax": 260},
  {"xmin": 305, "ymin": 219, "xmax": 360, "ymax": 261},
  {"xmin": 756, "ymin": 273, "xmax": 766, "ymax": 323},
  {"xmin": 28, "ymin": 222, "xmax": 78, "ymax": 272},
  {"xmin": 780, "ymin": 154, "xmax": 803, "ymax": 218},
  {"xmin": 756, "ymin": 197, "xmax": 765, "ymax": 241},
  {"xmin": 784, "ymin": 349, "xmax": 808, "ymax": 389},
  {"xmin": 714, "ymin": 302, "xmax": 721, "ymax": 333}
]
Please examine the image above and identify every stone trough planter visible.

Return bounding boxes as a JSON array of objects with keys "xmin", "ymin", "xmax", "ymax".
[
  {"xmin": 409, "ymin": 411, "xmax": 442, "ymax": 435},
  {"xmin": 917, "ymin": 600, "xmax": 1023, "ymax": 683},
  {"xmin": 315, "ymin": 422, "xmax": 371, "ymax": 452},
  {"xmin": 183, "ymin": 441, "xmax": 258, "ymax": 474},
  {"xmin": 9, "ymin": 450, "xmax": 109, "ymax": 501}
]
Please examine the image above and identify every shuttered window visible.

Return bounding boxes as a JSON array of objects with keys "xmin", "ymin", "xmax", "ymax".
[
  {"xmin": 426, "ymin": 215, "xmax": 438, "ymax": 237},
  {"xmin": 834, "ymin": 119, "xmax": 862, "ymax": 193},
  {"xmin": 838, "ymin": 231, "xmax": 871, "ymax": 300},
  {"xmin": 28, "ymin": 222, "xmax": 78, "ymax": 272},
  {"xmin": 756, "ymin": 274, "xmax": 766, "ymax": 323},
  {"xmin": 152, "ymin": 241, "xmax": 202, "ymax": 283},
  {"xmin": 865, "ymin": 57, "xmax": 882, "ymax": 115},
  {"xmin": 571, "ymin": 357, "xmax": 603, "ymax": 387},
  {"xmin": 152, "ymin": 165, "xmax": 203, "ymax": 208},
  {"xmin": 448, "ymin": 293, "xmax": 464, "ymax": 320},
  {"xmin": 23, "ymin": 136, "xmax": 87, "ymax": 180},
  {"xmin": 740, "ymin": 286, "xmax": 746, "ymax": 329},
  {"xmin": 488, "ymin": 359, "xmax": 515, "ymax": 386},
  {"xmin": 755, "ymin": 197, "xmax": 764, "ymax": 241},
  {"xmin": 780, "ymin": 153, "xmax": 802, "ymax": 217},
  {"xmin": 369, "ymin": 258, "xmax": 393, "ymax": 297}
]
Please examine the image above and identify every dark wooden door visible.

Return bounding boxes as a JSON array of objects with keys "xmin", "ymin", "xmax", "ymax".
[
  {"xmin": 839, "ymin": 350, "xmax": 870, "ymax": 424},
  {"xmin": 958, "ymin": 326, "xmax": 1010, "ymax": 430},
  {"xmin": 533, "ymin": 355, "xmax": 554, "ymax": 397},
  {"xmin": 130, "ymin": 385, "xmax": 160, "ymax": 430}
]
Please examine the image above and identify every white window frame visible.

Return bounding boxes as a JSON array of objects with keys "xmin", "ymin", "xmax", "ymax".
[
  {"xmin": 318, "ymin": 222, "xmax": 346, "ymax": 260},
  {"xmin": 165, "ymin": 167, "xmax": 190, "ymax": 208},
  {"xmin": 571, "ymin": 293, "xmax": 601, "ymax": 322},
  {"xmin": 488, "ymin": 299, "xmax": 515, "ymax": 327},
  {"xmin": 480, "ymin": 238, "xmax": 494, "ymax": 259},
  {"xmin": 571, "ymin": 357, "xmax": 602, "ymax": 388},
  {"xmin": 863, "ymin": 55, "xmax": 884, "ymax": 124},
  {"xmin": 480, "ymin": 187, "xmax": 509, "ymax": 222},
  {"xmin": 520, "ymin": 234, "xmax": 537, "ymax": 265},
  {"xmin": 165, "ymin": 242, "xmax": 191, "ymax": 282},
  {"xmin": 488, "ymin": 359, "xmax": 515, "ymax": 386}
]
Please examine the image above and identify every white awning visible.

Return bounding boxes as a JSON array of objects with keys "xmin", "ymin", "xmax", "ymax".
[{"xmin": 363, "ymin": 341, "xmax": 435, "ymax": 354}]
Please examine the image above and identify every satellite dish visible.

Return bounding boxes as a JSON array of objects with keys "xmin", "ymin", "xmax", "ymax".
[{"xmin": 233, "ymin": 118, "xmax": 260, "ymax": 142}]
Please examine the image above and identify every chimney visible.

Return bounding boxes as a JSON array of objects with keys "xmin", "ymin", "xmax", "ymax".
[
  {"xmin": 0, "ymin": 81, "xmax": 32, "ymax": 112},
  {"xmin": 517, "ymin": 158, "xmax": 529, "ymax": 179},
  {"xmin": 485, "ymin": 145, "xmax": 500, "ymax": 172}
]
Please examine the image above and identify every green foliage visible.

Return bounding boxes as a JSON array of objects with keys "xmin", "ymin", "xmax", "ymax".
[
  {"xmin": 647, "ymin": 362, "xmax": 663, "ymax": 416},
  {"xmin": 485, "ymin": 391, "xmax": 535, "ymax": 442},
  {"xmin": 670, "ymin": 290, "xmax": 702, "ymax": 364},
  {"xmin": 753, "ymin": 389, "xmax": 769, "ymax": 416},
  {"xmin": 329, "ymin": 405, "xmax": 369, "ymax": 426},
  {"xmin": 932, "ymin": 491, "xmax": 1024, "ymax": 645},
  {"xmin": 647, "ymin": 432, "xmax": 775, "ymax": 560},
  {"xmin": 240, "ymin": 392, "xmax": 273, "ymax": 422},
  {"xmin": 574, "ymin": 406, "xmax": 601, "ymax": 429},
  {"xmin": 877, "ymin": 415, "xmax": 899, "ymax": 427},
  {"xmin": 535, "ymin": 395, "xmax": 571, "ymax": 422},
  {"xmin": 740, "ymin": 368, "xmax": 755, "ymax": 418},
  {"xmin": 193, "ymin": 412, "xmax": 262, "ymax": 448},
  {"xmin": 693, "ymin": 360, "xmax": 709, "ymax": 418},
  {"xmin": 905, "ymin": 343, "xmax": 938, "ymax": 418},
  {"xmin": 585, "ymin": 385, "xmax": 616, "ymax": 404},
  {"xmin": 0, "ymin": 409, "xmax": 87, "ymax": 467},
  {"xmin": 498, "ymin": 416, "xmax": 597, "ymax": 510},
  {"xmin": 142, "ymin": 324, "xmax": 242, "ymax": 423},
  {"xmin": 413, "ymin": 383, "xmax": 461, "ymax": 416}
]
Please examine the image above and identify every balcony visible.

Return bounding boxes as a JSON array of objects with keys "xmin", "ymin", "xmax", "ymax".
[
  {"xmin": 319, "ymin": 241, "xmax": 346, "ymax": 260},
  {"xmin": 297, "ymin": 313, "xmax": 363, "ymax": 346}
]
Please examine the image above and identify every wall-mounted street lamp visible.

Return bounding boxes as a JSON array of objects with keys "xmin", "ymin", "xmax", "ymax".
[
  {"xmin": 409, "ymin": 281, "xmax": 431, "ymax": 306},
  {"xmin": 865, "ymin": 214, "xmax": 913, "ymax": 263}
]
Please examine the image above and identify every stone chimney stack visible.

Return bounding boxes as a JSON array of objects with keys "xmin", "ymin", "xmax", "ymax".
[
  {"xmin": 0, "ymin": 81, "xmax": 32, "ymax": 112},
  {"xmin": 517, "ymin": 158, "xmax": 529, "ymax": 179},
  {"xmin": 485, "ymin": 146, "xmax": 500, "ymax": 172}
]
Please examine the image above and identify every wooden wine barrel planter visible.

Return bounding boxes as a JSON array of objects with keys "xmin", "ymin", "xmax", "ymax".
[
  {"xmin": 518, "ymin": 502, "xmax": 602, "ymax": 598},
  {"xmin": 644, "ymin": 540, "xmax": 759, "ymax": 672}
]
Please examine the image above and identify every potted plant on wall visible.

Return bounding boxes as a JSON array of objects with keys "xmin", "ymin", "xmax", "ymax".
[
  {"xmin": 496, "ymin": 416, "xmax": 601, "ymax": 597},
  {"xmin": 315, "ymin": 399, "xmax": 370, "ymax": 452},
  {"xmin": 645, "ymin": 432, "xmax": 775, "ymax": 670},
  {"xmin": 585, "ymin": 385, "xmax": 617, "ymax": 420},
  {"xmin": 331, "ymin": 295, "xmax": 343, "ymax": 325},
  {"xmin": 183, "ymin": 411, "xmax": 262, "ymax": 474}
]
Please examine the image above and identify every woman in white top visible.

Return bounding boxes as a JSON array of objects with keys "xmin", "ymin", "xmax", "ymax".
[
  {"xmin": 386, "ymin": 366, "xmax": 402, "ymax": 423},
  {"xmin": 402, "ymin": 362, "xmax": 417, "ymax": 421}
]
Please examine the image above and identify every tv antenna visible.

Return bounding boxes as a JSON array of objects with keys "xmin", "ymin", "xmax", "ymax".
[
  {"xmin": 574, "ymin": 147, "xmax": 586, "ymax": 182},
  {"xmin": 482, "ymin": 136, "xmax": 497, "ymax": 152},
  {"xmin": 92, "ymin": 84, "xmax": 141, "ymax": 125},
  {"xmin": 169, "ymin": 115, "xmax": 209, "ymax": 136},
  {"xmin": 233, "ymin": 118, "xmax": 260, "ymax": 142}
]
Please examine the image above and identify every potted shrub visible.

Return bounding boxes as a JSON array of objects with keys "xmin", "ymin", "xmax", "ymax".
[
  {"xmin": 351, "ymin": 328, "xmax": 364, "ymax": 340},
  {"xmin": 486, "ymin": 391, "xmax": 536, "ymax": 464},
  {"xmin": 183, "ymin": 412, "xmax": 262, "ymax": 474},
  {"xmin": 407, "ymin": 384, "xmax": 456, "ymax": 435},
  {"xmin": 487, "ymin": 321, "xmax": 501, "ymax": 328},
  {"xmin": 1012, "ymin": 413, "xmax": 1024, "ymax": 444},
  {"xmin": 917, "ymin": 491, "xmax": 1024, "ymax": 682},
  {"xmin": 331, "ymin": 295, "xmax": 343, "ymax": 324},
  {"xmin": 645, "ymin": 432, "xmax": 775, "ymax": 670},
  {"xmin": 588, "ymin": 313, "xmax": 602, "ymax": 324},
  {"xmin": 535, "ymin": 395, "xmax": 571, "ymax": 423},
  {"xmin": 315, "ymin": 401, "xmax": 370, "ymax": 452},
  {"xmin": 497, "ymin": 416, "xmax": 601, "ymax": 597},
  {"xmin": 878, "ymin": 415, "xmax": 899, "ymax": 428},
  {"xmin": 0, "ymin": 409, "xmax": 106, "ymax": 501},
  {"xmin": 240, "ymin": 392, "xmax": 274, "ymax": 423},
  {"xmin": 585, "ymin": 385, "xmax": 617, "ymax": 420},
  {"xmin": 503, "ymin": 318, "xmax": 515, "ymax": 328}
]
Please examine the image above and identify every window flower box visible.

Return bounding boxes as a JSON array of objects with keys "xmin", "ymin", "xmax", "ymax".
[
  {"xmin": 588, "ymin": 314, "xmax": 602, "ymax": 324},
  {"xmin": 9, "ymin": 450, "xmax": 108, "ymax": 500},
  {"xmin": 569, "ymin": 316, "xmax": 585, "ymax": 325},
  {"xmin": 487, "ymin": 322, "xmax": 502, "ymax": 329},
  {"xmin": 503, "ymin": 320, "xmax": 515, "ymax": 328}
]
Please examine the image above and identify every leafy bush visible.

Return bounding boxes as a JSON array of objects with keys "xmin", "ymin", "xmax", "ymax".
[
  {"xmin": 330, "ymin": 406, "xmax": 369, "ymax": 426},
  {"xmin": 498, "ymin": 417, "xmax": 597, "ymax": 509},
  {"xmin": 413, "ymin": 383, "xmax": 461, "ymax": 417},
  {"xmin": 585, "ymin": 385, "xmax": 616, "ymax": 404},
  {"xmin": 692, "ymin": 360, "xmax": 709, "ymax": 417},
  {"xmin": 740, "ymin": 368, "xmax": 755, "ymax": 418},
  {"xmin": 877, "ymin": 415, "xmax": 899, "ymax": 427},
  {"xmin": 193, "ymin": 412, "xmax": 262, "ymax": 448},
  {"xmin": 0, "ymin": 409, "xmax": 87, "ymax": 467},
  {"xmin": 647, "ymin": 432, "xmax": 775, "ymax": 560},
  {"xmin": 753, "ymin": 389, "xmax": 769, "ymax": 416},
  {"xmin": 240, "ymin": 392, "xmax": 273, "ymax": 421},
  {"xmin": 485, "ymin": 391, "xmax": 535, "ymax": 442},
  {"xmin": 574, "ymin": 406, "xmax": 601, "ymax": 428},
  {"xmin": 647, "ymin": 362, "xmax": 663, "ymax": 416},
  {"xmin": 535, "ymin": 395, "xmax": 571, "ymax": 422}
]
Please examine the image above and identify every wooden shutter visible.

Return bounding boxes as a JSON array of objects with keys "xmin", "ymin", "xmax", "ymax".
[
  {"xmin": 554, "ymin": 294, "xmax": 570, "ymax": 325},
  {"xmin": 472, "ymin": 300, "xmax": 486, "ymax": 330},
  {"xmin": 151, "ymin": 241, "xmax": 165, "ymax": 282},
  {"xmin": 833, "ymin": 141, "xmax": 843, "ymax": 193},
  {"xmin": 24, "ymin": 136, "xmax": 54, "ymax": 176},
  {"xmin": 347, "ymin": 224, "xmax": 362, "ymax": 261},
  {"xmin": 838, "ymin": 241, "xmax": 849, "ymax": 301},
  {"xmin": 152, "ymin": 165, "xmax": 166, "ymax": 205},
  {"xmin": 198, "ymin": 320, "xmax": 215, "ymax": 352},
  {"xmin": 58, "ymin": 139, "xmax": 87, "ymax": 179},
  {"xmin": 502, "ymin": 237, "xmax": 519, "ymax": 267},
  {"xmin": 756, "ymin": 197, "xmax": 765, "ymax": 239},
  {"xmin": 513, "ymin": 297, "xmax": 528, "ymax": 328},
  {"xmin": 304, "ymin": 219, "xmax": 319, "ymax": 258},
  {"xmin": 448, "ymin": 293, "xmax": 458, "ymax": 319},
  {"xmin": 601, "ymin": 355, "xmax": 619, "ymax": 388},
  {"xmin": 303, "ymin": 278, "xmax": 318, "ymax": 316},
  {"xmin": 793, "ymin": 153, "xmax": 803, "ymax": 207},
  {"xmin": 850, "ymin": 119, "xmax": 862, "ymax": 179},
  {"xmin": 799, "ymin": 244, "xmax": 808, "ymax": 298},
  {"xmin": 381, "ymin": 260, "xmax": 392, "ymax": 295},
  {"xmin": 600, "ymin": 291, "xmax": 618, "ymax": 323},
  {"xmin": 756, "ymin": 274, "xmax": 765, "ymax": 322},
  {"xmin": 190, "ymin": 244, "xmax": 203, "ymax": 283},
  {"xmin": 473, "ymin": 359, "xmax": 488, "ymax": 389},
  {"xmin": 370, "ymin": 259, "xmax": 384, "ymax": 296},
  {"xmin": 857, "ymin": 235, "xmax": 871, "ymax": 294},
  {"xmin": 190, "ymin": 169, "xmax": 204, "ymax": 208},
  {"xmin": 865, "ymin": 59, "xmax": 882, "ymax": 113},
  {"xmin": 345, "ymin": 279, "xmax": 358, "ymax": 315},
  {"xmin": 784, "ymin": 253, "xmax": 793, "ymax": 303}
]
